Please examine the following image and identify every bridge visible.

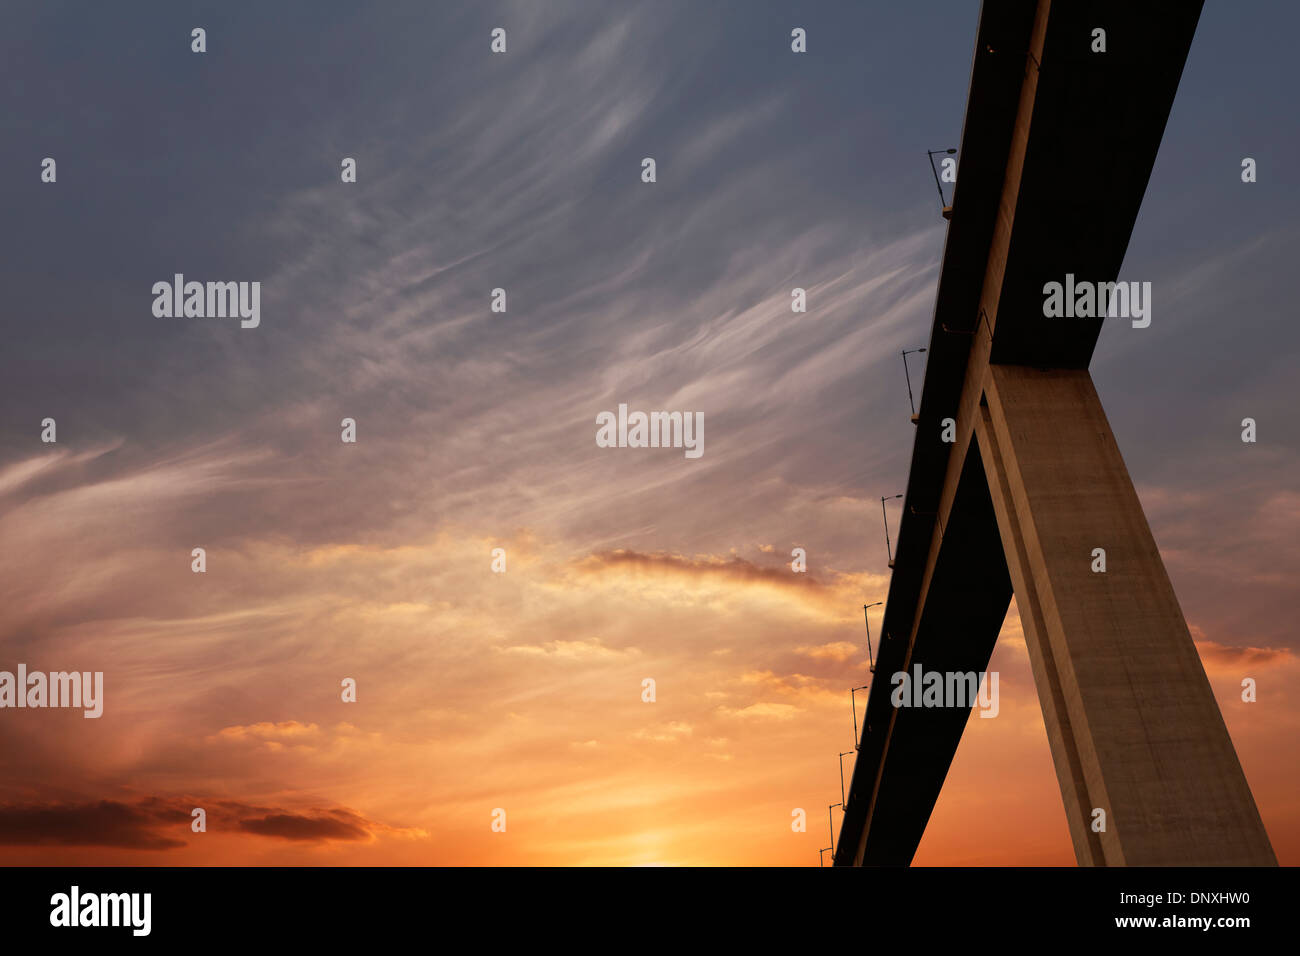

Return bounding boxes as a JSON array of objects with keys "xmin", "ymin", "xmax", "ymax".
[{"xmin": 834, "ymin": 0, "xmax": 1277, "ymax": 866}]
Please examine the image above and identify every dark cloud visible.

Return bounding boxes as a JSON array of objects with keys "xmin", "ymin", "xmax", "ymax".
[
  {"xmin": 0, "ymin": 799, "xmax": 188, "ymax": 850},
  {"xmin": 0, "ymin": 798, "xmax": 383, "ymax": 849},
  {"xmin": 579, "ymin": 548, "xmax": 832, "ymax": 588},
  {"xmin": 238, "ymin": 808, "xmax": 372, "ymax": 843}
]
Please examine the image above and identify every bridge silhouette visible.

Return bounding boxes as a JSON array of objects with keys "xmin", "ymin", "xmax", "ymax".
[{"xmin": 834, "ymin": 0, "xmax": 1277, "ymax": 866}]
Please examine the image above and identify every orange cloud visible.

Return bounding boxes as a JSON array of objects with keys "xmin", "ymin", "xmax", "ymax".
[
  {"xmin": 1194, "ymin": 639, "xmax": 1293, "ymax": 671},
  {"xmin": 795, "ymin": 641, "xmax": 860, "ymax": 662}
]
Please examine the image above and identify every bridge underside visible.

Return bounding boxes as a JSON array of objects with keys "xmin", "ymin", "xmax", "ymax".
[{"xmin": 836, "ymin": 0, "xmax": 1276, "ymax": 866}]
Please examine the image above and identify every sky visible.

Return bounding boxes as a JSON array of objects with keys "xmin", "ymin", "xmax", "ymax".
[{"xmin": 0, "ymin": 0, "xmax": 1297, "ymax": 866}]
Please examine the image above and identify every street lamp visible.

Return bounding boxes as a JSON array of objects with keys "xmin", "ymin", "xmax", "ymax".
[
  {"xmin": 881, "ymin": 494, "xmax": 903, "ymax": 568},
  {"xmin": 819, "ymin": 846, "xmax": 833, "ymax": 867},
  {"xmin": 851, "ymin": 684, "xmax": 870, "ymax": 749},
  {"xmin": 927, "ymin": 147, "xmax": 958, "ymax": 219},
  {"xmin": 828, "ymin": 803, "xmax": 843, "ymax": 856},
  {"xmin": 863, "ymin": 601, "xmax": 882, "ymax": 672},
  {"xmin": 838, "ymin": 751, "xmax": 855, "ymax": 807},
  {"xmin": 902, "ymin": 347, "xmax": 927, "ymax": 422}
]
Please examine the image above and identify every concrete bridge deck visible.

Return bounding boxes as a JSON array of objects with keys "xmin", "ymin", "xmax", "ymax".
[{"xmin": 835, "ymin": 0, "xmax": 1275, "ymax": 867}]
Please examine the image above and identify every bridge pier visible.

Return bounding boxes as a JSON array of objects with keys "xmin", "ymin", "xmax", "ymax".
[
  {"xmin": 836, "ymin": 0, "xmax": 1276, "ymax": 866},
  {"xmin": 976, "ymin": 365, "xmax": 1276, "ymax": 866}
]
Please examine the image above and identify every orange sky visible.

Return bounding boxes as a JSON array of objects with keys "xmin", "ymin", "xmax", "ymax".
[{"xmin": 0, "ymin": 457, "xmax": 1294, "ymax": 865}]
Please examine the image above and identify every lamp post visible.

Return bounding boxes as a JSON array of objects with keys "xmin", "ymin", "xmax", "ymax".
[
  {"xmin": 863, "ymin": 601, "xmax": 882, "ymax": 672},
  {"xmin": 828, "ymin": 803, "xmax": 843, "ymax": 856},
  {"xmin": 881, "ymin": 494, "xmax": 903, "ymax": 568},
  {"xmin": 819, "ymin": 846, "xmax": 833, "ymax": 867},
  {"xmin": 902, "ymin": 347, "xmax": 927, "ymax": 421},
  {"xmin": 927, "ymin": 147, "xmax": 958, "ymax": 219},
  {"xmin": 838, "ymin": 751, "xmax": 855, "ymax": 807},
  {"xmin": 851, "ymin": 684, "xmax": 870, "ymax": 749}
]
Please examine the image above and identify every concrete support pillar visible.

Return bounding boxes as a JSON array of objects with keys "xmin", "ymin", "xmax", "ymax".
[{"xmin": 976, "ymin": 364, "xmax": 1276, "ymax": 865}]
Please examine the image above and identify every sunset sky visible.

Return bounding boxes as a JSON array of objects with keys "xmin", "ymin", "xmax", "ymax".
[{"xmin": 1, "ymin": 1, "xmax": 1297, "ymax": 866}]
